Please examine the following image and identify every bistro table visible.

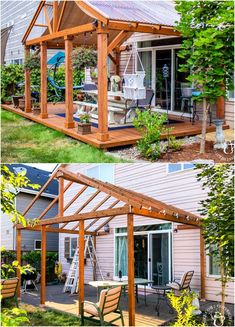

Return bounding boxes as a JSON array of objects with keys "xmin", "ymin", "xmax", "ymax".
[
  {"xmin": 89, "ymin": 278, "xmax": 153, "ymax": 305},
  {"xmin": 151, "ymin": 285, "xmax": 174, "ymax": 316}
]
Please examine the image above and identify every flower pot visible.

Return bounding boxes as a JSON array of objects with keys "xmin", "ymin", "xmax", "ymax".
[
  {"xmin": 4, "ymin": 100, "xmax": 12, "ymax": 105},
  {"xmin": 77, "ymin": 93, "xmax": 85, "ymax": 101},
  {"xmin": 12, "ymin": 95, "xmax": 24, "ymax": 108},
  {"xmin": 77, "ymin": 122, "xmax": 92, "ymax": 135}
]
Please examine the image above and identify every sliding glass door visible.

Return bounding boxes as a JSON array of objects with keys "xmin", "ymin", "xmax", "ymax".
[{"xmin": 149, "ymin": 232, "xmax": 171, "ymax": 285}]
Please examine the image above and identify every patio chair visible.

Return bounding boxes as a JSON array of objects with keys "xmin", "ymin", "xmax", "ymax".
[
  {"xmin": 81, "ymin": 286, "xmax": 124, "ymax": 326},
  {"xmin": 1, "ymin": 277, "xmax": 19, "ymax": 307},
  {"xmin": 124, "ymin": 88, "xmax": 154, "ymax": 123},
  {"xmin": 48, "ymin": 76, "xmax": 84, "ymax": 102},
  {"xmin": 166, "ymin": 270, "xmax": 194, "ymax": 296}
]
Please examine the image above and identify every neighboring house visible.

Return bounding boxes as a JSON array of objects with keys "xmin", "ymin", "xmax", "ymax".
[
  {"xmin": 58, "ymin": 163, "xmax": 234, "ymax": 304},
  {"xmin": 1, "ymin": 164, "xmax": 59, "ymax": 252}
]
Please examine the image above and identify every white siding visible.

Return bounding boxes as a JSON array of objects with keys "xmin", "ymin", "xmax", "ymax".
[
  {"xmin": 225, "ymin": 101, "xmax": 234, "ymax": 129},
  {"xmin": 1, "ymin": 212, "xmax": 14, "ymax": 250},
  {"xmin": 59, "ymin": 164, "xmax": 234, "ymax": 304}
]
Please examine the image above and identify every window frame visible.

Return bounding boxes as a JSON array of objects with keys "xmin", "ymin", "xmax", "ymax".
[
  {"xmin": 34, "ymin": 240, "xmax": 41, "ymax": 250},
  {"xmin": 70, "ymin": 237, "xmax": 78, "ymax": 258},
  {"xmin": 85, "ymin": 164, "xmax": 114, "ymax": 195},
  {"xmin": 167, "ymin": 163, "xmax": 194, "ymax": 174}
]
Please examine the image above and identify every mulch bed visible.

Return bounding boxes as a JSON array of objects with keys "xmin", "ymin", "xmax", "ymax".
[{"xmin": 158, "ymin": 141, "xmax": 233, "ymax": 163}]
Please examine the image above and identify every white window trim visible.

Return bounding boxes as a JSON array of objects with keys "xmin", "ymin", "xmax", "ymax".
[
  {"xmin": 206, "ymin": 250, "xmax": 235, "ymax": 280},
  {"xmin": 167, "ymin": 163, "xmax": 194, "ymax": 174},
  {"xmin": 70, "ymin": 237, "xmax": 77, "ymax": 258},
  {"xmin": 85, "ymin": 164, "xmax": 114, "ymax": 195},
  {"xmin": 34, "ymin": 240, "xmax": 41, "ymax": 250}
]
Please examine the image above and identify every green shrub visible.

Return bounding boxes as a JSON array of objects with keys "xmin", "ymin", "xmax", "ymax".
[
  {"xmin": 72, "ymin": 46, "xmax": 97, "ymax": 70},
  {"xmin": 24, "ymin": 53, "xmax": 40, "ymax": 70},
  {"xmin": 167, "ymin": 290, "xmax": 204, "ymax": 327},
  {"xmin": 22, "ymin": 251, "xmax": 58, "ymax": 282},
  {"xmin": 1, "ymin": 64, "xmax": 24, "ymax": 101},
  {"xmin": 1, "ymin": 308, "xmax": 29, "ymax": 327},
  {"xmin": 133, "ymin": 110, "xmax": 167, "ymax": 160}
]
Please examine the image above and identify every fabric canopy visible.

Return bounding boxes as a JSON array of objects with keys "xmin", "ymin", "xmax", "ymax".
[{"xmin": 1, "ymin": 26, "xmax": 12, "ymax": 65}]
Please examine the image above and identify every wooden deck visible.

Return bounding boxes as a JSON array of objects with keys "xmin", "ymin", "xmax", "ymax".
[{"xmin": 2, "ymin": 104, "xmax": 229, "ymax": 149}]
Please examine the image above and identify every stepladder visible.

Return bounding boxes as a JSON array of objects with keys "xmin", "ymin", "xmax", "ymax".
[{"xmin": 63, "ymin": 235, "xmax": 104, "ymax": 294}]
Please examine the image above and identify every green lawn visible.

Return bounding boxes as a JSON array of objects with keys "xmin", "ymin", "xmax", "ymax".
[{"xmin": 1, "ymin": 109, "xmax": 128, "ymax": 163}]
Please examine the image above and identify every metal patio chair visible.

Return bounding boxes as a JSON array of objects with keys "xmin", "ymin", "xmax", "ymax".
[
  {"xmin": 124, "ymin": 88, "xmax": 154, "ymax": 123},
  {"xmin": 81, "ymin": 286, "xmax": 124, "ymax": 326},
  {"xmin": 166, "ymin": 270, "xmax": 194, "ymax": 296}
]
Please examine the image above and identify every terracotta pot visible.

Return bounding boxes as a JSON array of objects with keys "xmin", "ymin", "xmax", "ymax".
[
  {"xmin": 77, "ymin": 122, "xmax": 92, "ymax": 135},
  {"xmin": 4, "ymin": 100, "xmax": 12, "ymax": 105},
  {"xmin": 77, "ymin": 93, "xmax": 84, "ymax": 101}
]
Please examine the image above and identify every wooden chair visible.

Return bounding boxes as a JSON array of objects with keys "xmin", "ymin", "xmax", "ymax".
[
  {"xmin": 166, "ymin": 271, "xmax": 194, "ymax": 296},
  {"xmin": 1, "ymin": 278, "xmax": 19, "ymax": 307},
  {"xmin": 82, "ymin": 286, "xmax": 124, "ymax": 326}
]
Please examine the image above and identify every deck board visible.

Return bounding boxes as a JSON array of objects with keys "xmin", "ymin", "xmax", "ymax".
[{"xmin": 2, "ymin": 104, "xmax": 229, "ymax": 149}]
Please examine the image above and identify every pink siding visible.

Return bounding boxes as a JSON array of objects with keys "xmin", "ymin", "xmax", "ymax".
[{"xmin": 59, "ymin": 164, "xmax": 234, "ymax": 304}]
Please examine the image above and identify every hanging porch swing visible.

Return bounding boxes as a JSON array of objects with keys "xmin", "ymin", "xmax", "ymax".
[{"xmin": 123, "ymin": 44, "xmax": 146, "ymax": 100}]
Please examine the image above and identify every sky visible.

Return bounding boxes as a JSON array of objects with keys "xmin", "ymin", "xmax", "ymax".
[{"xmin": 26, "ymin": 164, "xmax": 59, "ymax": 172}]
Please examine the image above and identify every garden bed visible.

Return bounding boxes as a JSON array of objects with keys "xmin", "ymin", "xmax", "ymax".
[{"xmin": 110, "ymin": 139, "xmax": 233, "ymax": 163}]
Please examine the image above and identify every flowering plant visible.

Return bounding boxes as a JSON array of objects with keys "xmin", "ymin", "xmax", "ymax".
[{"xmin": 110, "ymin": 75, "xmax": 121, "ymax": 83}]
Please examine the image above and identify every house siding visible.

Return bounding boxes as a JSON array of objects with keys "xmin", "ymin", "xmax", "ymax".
[
  {"xmin": 16, "ymin": 193, "xmax": 58, "ymax": 252},
  {"xmin": 59, "ymin": 164, "xmax": 234, "ymax": 304}
]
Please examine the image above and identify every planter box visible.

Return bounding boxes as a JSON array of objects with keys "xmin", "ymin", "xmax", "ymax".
[
  {"xmin": 77, "ymin": 122, "xmax": 92, "ymax": 135},
  {"xmin": 12, "ymin": 95, "xmax": 24, "ymax": 108},
  {"xmin": 18, "ymin": 98, "xmax": 35, "ymax": 111}
]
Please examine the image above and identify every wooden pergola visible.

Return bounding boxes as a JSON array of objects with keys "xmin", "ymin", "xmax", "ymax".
[
  {"xmin": 16, "ymin": 166, "xmax": 205, "ymax": 326},
  {"xmin": 22, "ymin": 0, "xmax": 182, "ymax": 142}
]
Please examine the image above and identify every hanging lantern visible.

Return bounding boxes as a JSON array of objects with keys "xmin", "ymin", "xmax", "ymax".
[{"xmin": 123, "ymin": 43, "xmax": 146, "ymax": 100}]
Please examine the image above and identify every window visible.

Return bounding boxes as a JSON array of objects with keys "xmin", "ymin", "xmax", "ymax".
[
  {"xmin": 167, "ymin": 163, "xmax": 194, "ymax": 173},
  {"xmin": 85, "ymin": 164, "xmax": 114, "ymax": 194},
  {"xmin": 70, "ymin": 238, "xmax": 77, "ymax": 258},
  {"xmin": 209, "ymin": 254, "xmax": 220, "ymax": 276},
  {"xmin": 34, "ymin": 240, "xmax": 41, "ymax": 250}
]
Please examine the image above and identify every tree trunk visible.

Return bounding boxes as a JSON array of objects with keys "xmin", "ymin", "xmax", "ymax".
[
  {"xmin": 220, "ymin": 247, "xmax": 226, "ymax": 317},
  {"xmin": 200, "ymin": 98, "xmax": 208, "ymax": 154}
]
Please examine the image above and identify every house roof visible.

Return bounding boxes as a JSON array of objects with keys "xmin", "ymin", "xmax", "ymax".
[
  {"xmin": 6, "ymin": 164, "xmax": 58, "ymax": 197},
  {"xmin": 87, "ymin": 1, "xmax": 179, "ymax": 26},
  {"xmin": 23, "ymin": 0, "xmax": 180, "ymax": 46}
]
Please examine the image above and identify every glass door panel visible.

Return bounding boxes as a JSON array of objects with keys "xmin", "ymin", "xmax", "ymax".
[
  {"xmin": 155, "ymin": 50, "xmax": 171, "ymax": 110},
  {"xmin": 138, "ymin": 51, "xmax": 152, "ymax": 88},
  {"xmin": 174, "ymin": 49, "xmax": 190, "ymax": 112},
  {"xmin": 151, "ymin": 233, "xmax": 170, "ymax": 285},
  {"xmin": 134, "ymin": 235, "xmax": 148, "ymax": 279}
]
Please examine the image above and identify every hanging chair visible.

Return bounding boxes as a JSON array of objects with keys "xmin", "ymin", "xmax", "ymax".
[{"xmin": 123, "ymin": 44, "xmax": 146, "ymax": 100}]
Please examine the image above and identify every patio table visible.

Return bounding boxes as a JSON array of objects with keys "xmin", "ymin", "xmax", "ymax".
[{"xmin": 89, "ymin": 278, "xmax": 153, "ymax": 305}]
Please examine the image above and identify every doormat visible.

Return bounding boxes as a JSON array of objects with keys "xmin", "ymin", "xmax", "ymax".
[{"xmin": 56, "ymin": 113, "xmax": 135, "ymax": 131}]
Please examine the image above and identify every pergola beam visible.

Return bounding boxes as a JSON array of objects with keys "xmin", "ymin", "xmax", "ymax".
[
  {"xmin": 40, "ymin": 206, "xmax": 130, "ymax": 225},
  {"xmin": 75, "ymin": 0, "xmax": 108, "ymax": 25},
  {"xmin": 107, "ymin": 30, "xmax": 129, "ymax": 54},
  {"xmin": 132, "ymin": 207, "xmax": 200, "ymax": 226},
  {"xmin": 56, "ymin": 1, "xmax": 67, "ymax": 32},
  {"xmin": 16, "ymin": 224, "xmax": 95, "ymax": 235},
  {"xmin": 108, "ymin": 21, "xmax": 180, "ymax": 36},
  {"xmin": 25, "ymin": 23, "xmax": 95, "ymax": 46}
]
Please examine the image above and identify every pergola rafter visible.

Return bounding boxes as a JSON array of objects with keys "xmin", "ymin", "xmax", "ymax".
[{"xmin": 16, "ymin": 166, "xmax": 205, "ymax": 326}]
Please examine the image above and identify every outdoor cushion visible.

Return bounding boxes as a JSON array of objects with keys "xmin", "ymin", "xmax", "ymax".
[{"xmin": 83, "ymin": 301, "xmax": 99, "ymax": 316}]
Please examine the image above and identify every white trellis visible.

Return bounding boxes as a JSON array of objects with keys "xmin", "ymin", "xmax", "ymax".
[{"xmin": 123, "ymin": 43, "xmax": 146, "ymax": 100}]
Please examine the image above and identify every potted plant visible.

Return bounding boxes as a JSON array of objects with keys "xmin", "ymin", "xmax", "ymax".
[
  {"xmin": 72, "ymin": 47, "xmax": 97, "ymax": 81},
  {"xmin": 2, "ymin": 95, "xmax": 12, "ymax": 105},
  {"xmin": 32, "ymin": 102, "xmax": 40, "ymax": 115},
  {"xmin": 18, "ymin": 97, "xmax": 35, "ymax": 111},
  {"xmin": 24, "ymin": 52, "xmax": 40, "ymax": 71},
  {"xmin": 77, "ymin": 113, "xmax": 92, "ymax": 135}
]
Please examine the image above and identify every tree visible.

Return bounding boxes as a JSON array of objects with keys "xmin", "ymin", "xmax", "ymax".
[
  {"xmin": 176, "ymin": 1, "xmax": 234, "ymax": 153},
  {"xmin": 196, "ymin": 164, "xmax": 234, "ymax": 317},
  {"xmin": 1, "ymin": 165, "xmax": 40, "ymax": 226}
]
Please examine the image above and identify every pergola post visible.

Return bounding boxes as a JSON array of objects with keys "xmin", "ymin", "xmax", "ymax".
[
  {"xmin": 79, "ymin": 220, "xmax": 85, "ymax": 317},
  {"xmin": 59, "ymin": 177, "xmax": 64, "ymax": 216},
  {"xmin": 40, "ymin": 42, "xmax": 48, "ymax": 119},
  {"xmin": 24, "ymin": 46, "xmax": 32, "ymax": 113},
  {"xmin": 41, "ymin": 225, "xmax": 47, "ymax": 306},
  {"xmin": 93, "ymin": 235, "xmax": 97, "ymax": 280},
  {"xmin": 97, "ymin": 25, "xmax": 109, "ymax": 141},
  {"xmin": 64, "ymin": 35, "xmax": 75, "ymax": 129},
  {"xmin": 16, "ymin": 229, "xmax": 21, "ymax": 299},
  {"xmin": 127, "ymin": 213, "xmax": 135, "ymax": 326},
  {"xmin": 200, "ymin": 229, "xmax": 206, "ymax": 300}
]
